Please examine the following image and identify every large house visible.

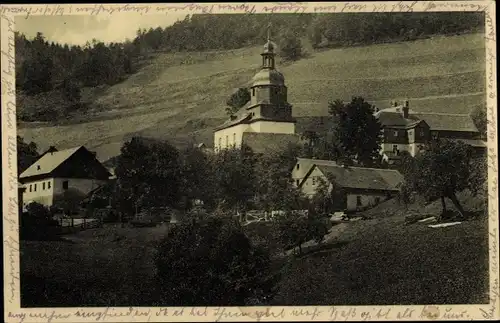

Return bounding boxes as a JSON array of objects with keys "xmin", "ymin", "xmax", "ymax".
[
  {"xmin": 213, "ymin": 31, "xmax": 299, "ymax": 155},
  {"xmin": 375, "ymin": 101, "xmax": 486, "ymax": 164},
  {"xmin": 19, "ymin": 146, "xmax": 111, "ymax": 211},
  {"xmin": 299, "ymin": 163, "xmax": 404, "ymax": 212}
]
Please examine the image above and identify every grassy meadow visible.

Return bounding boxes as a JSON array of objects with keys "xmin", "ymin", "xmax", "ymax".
[
  {"xmin": 17, "ymin": 33, "xmax": 485, "ymax": 162},
  {"xmin": 20, "ymin": 197, "xmax": 489, "ymax": 307}
]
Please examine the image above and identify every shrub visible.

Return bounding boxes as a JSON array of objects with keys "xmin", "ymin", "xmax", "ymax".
[{"xmin": 155, "ymin": 217, "xmax": 278, "ymax": 305}]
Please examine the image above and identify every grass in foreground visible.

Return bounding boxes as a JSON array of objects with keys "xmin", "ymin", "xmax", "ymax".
[
  {"xmin": 272, "ymin": 214, "xmax": 489, "ymax": 305},
  {"xmin": 20, "ymin": 208, "xmax": 489, "ymax": 307}
]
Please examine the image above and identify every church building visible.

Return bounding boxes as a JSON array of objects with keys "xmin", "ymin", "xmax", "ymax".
[{"xmin": 213, "ymin": 32, "xmax": 299, "ymax": 155}]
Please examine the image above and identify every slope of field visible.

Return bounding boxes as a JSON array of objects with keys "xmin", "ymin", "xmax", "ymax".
[{"xmin": 17, "ymin": 33, "xmax": 486, "ymax": 162}]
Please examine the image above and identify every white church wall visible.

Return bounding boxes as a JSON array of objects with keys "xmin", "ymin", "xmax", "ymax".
[
  {"xmin": 214, "ymin": 124, "xmax": 249, "ymax": 152},
  {"xmin": 248, "ymin": 120, "xmax": 295, "ymax": 134}
]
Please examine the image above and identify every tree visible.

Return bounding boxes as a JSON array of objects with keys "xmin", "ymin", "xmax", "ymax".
[
  {"xmin": 273, "ymin": 210, "xmax": 328, "ymax": 255},
  {"xmin": 469, "ymin": 157, "xmax": 488, "ymax": 198},
  {"xmin": 212, "ymin": 147, "xmax": 257, "ymax": 216},
  {"xmin": 62, "ymin": 77, "xmax": 81, "ymax": 103},
  {"xmin": 254, "ymin": 153, "xmax": 305, "ymax": 213},
  {"xmin": 328, "ymin": 97, "xmax": 382, "ymax": 166},
  {"xmin": 226, "ymin": 87, "xmax": 250, "ymax": 115},
  {"xmin": 400, "ymin": 139, "xmax": 474, "ymax": 218},
  {"xmin": 17, "ymin": 136, "xmax": 39, "ymax": 175},
  {"xmin": 278, "ymin": 31, "xmax": 303, "ymax": 61},
  {"xmin": 155, "ymin": 217, "xmax": 278, "ymax": 305},
  {"xmin": 114, "ymin": 137, "xmax": 182, "ymax": 217},
  {"xmin": 179, "ymin": 145, "xmax": 216, "ymax": 211},
  {"xmin": 471, "ymin": 105, "xmax": 487, "ymax": 139}
]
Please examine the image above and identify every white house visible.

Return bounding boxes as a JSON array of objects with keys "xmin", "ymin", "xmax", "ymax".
[
  {"xmin": 19, "ymin": 146, "xmax": 111, "ymax": 211},
  {"xmin": 213, "ymin": 30, "xmax": 299, "ymax": 155},
  {"xmin": 291, "ymin": 158, "xmax": 338, "ymax": 187},
  {"xmin": 299, "ymin": 163, "xmax": 404, "ymax": 212}
]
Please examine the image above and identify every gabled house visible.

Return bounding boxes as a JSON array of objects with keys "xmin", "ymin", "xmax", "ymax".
[
  {"xmin": 19, "ymin": 146, "xmax": 111, "ymax": 211},
  {"xmin": 299, "ymin": 164, "xmax": 404, "ymax": 212},
  {"xmin": 375, "ymin": 100, "xmax": 486, "ymax": 164},
  {"xmin": 291, "ymin": 158, "xmax": 338, "ymax": 187}
]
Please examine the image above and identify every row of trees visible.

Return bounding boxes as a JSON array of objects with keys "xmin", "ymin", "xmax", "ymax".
[
  {"xmin": 17, "ymin": 12, "xmax": 483, "ymax": 99},
  {"xmin": 15, "ymin": 32, "xmax": 138, "ymax": 96},
  {"xmin": 307, "ymin": 12, "xmax": 484, "ymax": 48}
]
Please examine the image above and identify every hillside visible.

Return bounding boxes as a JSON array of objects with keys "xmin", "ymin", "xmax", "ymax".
[{"xmin": 17, "ymin": 33, "xmax": 486, "ymax": 162}]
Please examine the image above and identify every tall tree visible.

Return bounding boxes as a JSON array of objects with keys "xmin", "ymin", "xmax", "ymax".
[
  {"xmin": 328, "ymin": 97, "xmax": 382, "ymax": 166},
  {"xmin": 278, "ymin": 31, "xmax": 303, "ymax": 61},
  {"xmin": 114, "ymin": 137, "xmax": 182, "ymax": 216},
  {"xmin": 179, "ymin": 145, "xmax": 216, "ymax": 211},
  {"xmin": 226, "ymin": 87, "xmax": 251, "ymax": 116},
  {"xmin": 400, "ymin": 139, "xmax": 474, "ymax": 218},
  {"xmin": 212, "ymin": 147, "xmax": 257, "ymax": 215},
  {"xmin": 17, "ymin": 136, "xmax": 39, "ymax": 175}
]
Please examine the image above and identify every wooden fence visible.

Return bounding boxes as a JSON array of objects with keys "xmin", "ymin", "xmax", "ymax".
[{"xmin": 56, "ymin": 218, "xmax": 102, "ymax": 235}]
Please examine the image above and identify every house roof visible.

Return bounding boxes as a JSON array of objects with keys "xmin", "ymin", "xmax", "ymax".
[
  {"xmin": 375, "ymin": 107, "xmax": 479, "ymax": 133},
  {"xmin": 20, "ymin": 146, "xmax": 82, "ymax": 179},
  {"xmin": 242, "ymin": 132, "xmax": 300, "ymax": 155},
  {"xmin": 374, "ymin": 109, "xmax": 422, "ymax": 128},
  {"xmin": 312, "ymin": 164, "xmax": 404, "ymax": 192},
  {"xmin": 412, "ymin": 112, "xmax": 479, "ymax": 132},
  {"xmin": 293, "ymin": 158, "xmax": 338, "ymax": 178}
]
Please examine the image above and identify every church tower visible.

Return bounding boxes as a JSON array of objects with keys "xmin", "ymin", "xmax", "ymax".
[
  {"xmin": 213, "ymin": 24, "xmax": 297, "ymax": 153},
  {"xmin": 246, "ymin": 26, "xmax": 295, "ymax": 127}
]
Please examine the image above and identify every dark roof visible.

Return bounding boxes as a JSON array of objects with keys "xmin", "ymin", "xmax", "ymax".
[
  {"xmin": 412, "ymin": 112, "xmax": 479, "ymax": 132},
  {"xmin": 242, "ymin": 132, "xmax": 300, "ymax": 155},
  {"xmin": 214, "ymin": 111, "xmax": 253, "ymax": 131},
  {"xmin": 374, "ymin": 110, "xmax": 422, "ymax": 129},
  {"xmin": 375, "ymin": 107, "xmax": 479, "ymax": 132},
  {"xmin": 20, "ymin": 146, "xmax": 83, "ymax": 179},
  {"xmin": 314, "ymin": 165, "xmax": 404, "ymax": 192}
]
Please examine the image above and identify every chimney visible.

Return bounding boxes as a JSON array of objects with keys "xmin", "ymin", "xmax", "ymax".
[{"xmin": 402, "ymin": 100, "xmax": 409, "ymax": 118}]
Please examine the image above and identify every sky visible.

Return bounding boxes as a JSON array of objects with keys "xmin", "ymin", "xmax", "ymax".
[{"xmin": 15, "ymin": 14, "xmax": 185, "ymax": 45}]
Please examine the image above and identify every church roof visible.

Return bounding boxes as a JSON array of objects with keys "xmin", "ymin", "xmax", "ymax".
[
  {"xmin": 242, "ymin": 132, "xmax": 300, "ymax": 155},
  {"xmin": 263, "ymin": 39, "xmax": 277, "ymax": 54},
  {"xmin": 251, "ymin": 69, "xmax": 284, "ymax": 87}
]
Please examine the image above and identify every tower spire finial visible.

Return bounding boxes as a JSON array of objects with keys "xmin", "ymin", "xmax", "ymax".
[{"xmin": 267, "ymin": 22, "xmax": 272, "ymax": 41}]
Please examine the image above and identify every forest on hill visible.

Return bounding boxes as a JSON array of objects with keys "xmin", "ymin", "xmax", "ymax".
[{"xmin": 16, "ymin": 12, "xmax": 484, "ymax": 122}]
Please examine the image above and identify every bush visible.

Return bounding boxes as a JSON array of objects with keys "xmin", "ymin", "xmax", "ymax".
[
  {"xmin": 155, "ymin": 217, "xmax": 278, "ymax": 305},
  {"xmin": 279, "ymin": 32, "xmax": 303, "ymax": 62},
  {"xmin": 20, "ymin": 202, "xmax": 60, "ymax": 240}
]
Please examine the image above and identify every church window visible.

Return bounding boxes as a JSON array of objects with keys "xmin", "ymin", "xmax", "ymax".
[
  {"xmin": 296, "ymin": 164, "xmax": 300, "ymax": 170},
  {"xmin": 43, "ymin": 182, "xmax": 46, "ymax": 190},
  {"xmin": 356, "ymin": 196, "xmax": 362, "ymax": 206},
  {"xmin": 29, "ymin": 184, "xmax": 32, "ymax": 192},
  {"xmin": 312, "ymin": 177, "xmax": 317, "ymax": 185},
  {"xmin": 252, "ymin": 88, "xmax": 255, "ymax": 96},
  {"xmin": 48, "ymin": 181, "xmax": 51, "ymax": 189},
  {"xmin": 296, "ymin": 179, "xmax": 300, "ymax": 186},
  {"xmin": 233, "ymin": 133, "xmax": 236, "ymax": 144},
  {"xmin": 34, "ymin": 183, "xmax": 37, "ymax": 192},
  {"xmin": 218, "ymin": 137, "xmax": 222, "ymax": 149},
  {"xmin": 394, "ymin": 130, "xmax": 398, "ymax": 137}
]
